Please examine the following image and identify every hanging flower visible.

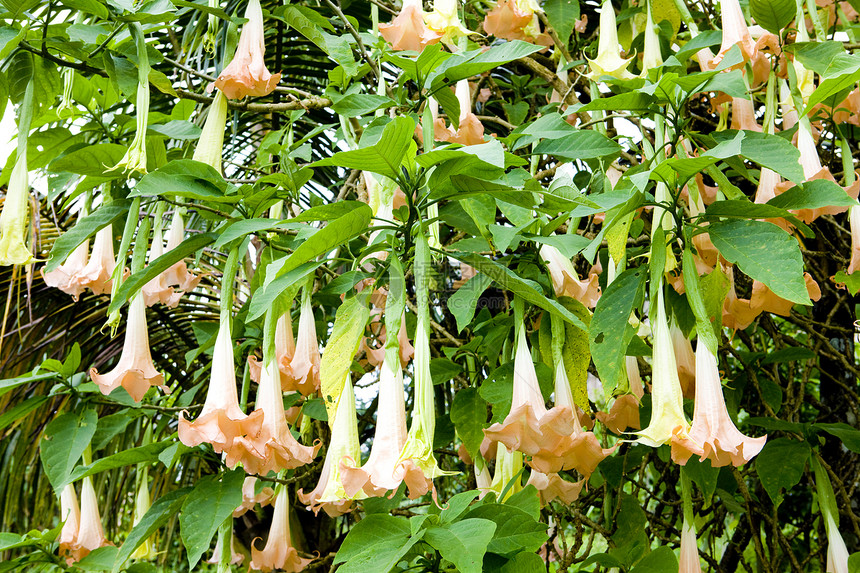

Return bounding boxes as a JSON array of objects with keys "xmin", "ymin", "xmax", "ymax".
[
  {"xmin": 482, "ymin": 443, "xmax": 523, "ymax": 501},
  {"xmin": 671, "ymin": 324, "xmax": 696, "ymax": 399},
  {"xmin": 233, "ymin": 476, "xmax": 275, "ymax": 517},
  {"xmin": 89, "ymin": 294, "xmax": 169, "ymax": 402},
  {"xmin": 730, "ymin": 97, "xmax": 761, "ymax": 132},
  {"xmin": 227, "ymin": 313, "xmax": 318, "ymax": 475},
  {"xmin": 641, "ymin": 2, "xmax": 663, "ymax": 74},
  {"xmin": 130, "ymin": 471, "xmax": 158, "ymax": 561},
  {"xmin": 847, "ymin": 206, "xmax": 860, "ymax": 275},
  {"xmin": 58, "ymin": 484, "xmax": 81, "ymax": 564},
  {"xmin": 434, "ymin": 80, "xmax": 485, "ymax": 146},
  {"xmin": 208, "ymin": 535, "xmax": 244, "ymax": 566},
  {"xmin": 526, "ymin": 470, "xmax": 584, "ymax": 505},
  {"xmin": 710, "ymin": 0, "xmax": 755, "ymax": 67},
  {"xmin": 671, "ymin": 343, "xmax": 766, "ymax": 466},
  {"xmin": 483, "ymin": 0, "xmax": 551, "ymax": 45},
  {"xmin": 379, "ymin": 0, "xmax": 442, "ymax": 51},
  {"xmin": 539, "ymin": 245, "xmax": 601, "ymax": 308},
  {"xmin": 596, "ymin": 394, "xmax": 641, "ymax": 435},
  {"xmin": 251, "ymin": 485, "xmax": 314, "ymax": 572},
  {"xmin": 193, "ymin": 90, "xmax": 229, "ymax": 173},
  {"xmin": 0, "ymin": 149, "xmax": 36, "ymax": 266},
  {"xmin": 178, "ymin": 319, "xmax": 264, "ymax": 452},
  {"xmin": 813, "ymin": 459, "xmax": 850, "ymax": 573},
  {"xmin": 586, "ymin": 0, "xmax": 634, "ymax": 80},
  {"xmin": 679, "ymin": 519, "xmax": 703, "ymax": 573},
  {"xmin": 298, "ymin": 377, "xmax": 367, "ymax": 515},
  {"xmin": 78, "ymin": 226, "xmax": 116, "ymax": 295},
  {"xmin": 634, "ymin": 288, "xmax": 692, "ymax": 447},
  {"xmin": 161, "ymin": 212, "xmax": 201, "ymax": 293},
  {"xmin": 42, "ymin": 239, "xmax": 90, "ymax": 300},
  {"xmin": 424, "ymin": 0, "xmax": 470, "ymax": 46},
  {"xmin": 212, "ymin": 0, "xmax": 281, "ymax": 99},
  {"xmin": 285, "ymin": 289, "xmax": 322, "ymax": 396},
  {"xmin": 249, "ymin": 310, "xmax": 297, "ymax": 389},
  {"xmin": 67, "ymin": 477, "xmax": 111, "ymax": 562},
  {"xmin": 112, "ymin": 83, "xmax": 150, "ymax": 174},
  {"xmin": 754, "ymin": 167, "xmax": 781, "ymax": 204},
  {"xmin": 141, "ymin": 225, "xmax": 182, "ymax": 308}
]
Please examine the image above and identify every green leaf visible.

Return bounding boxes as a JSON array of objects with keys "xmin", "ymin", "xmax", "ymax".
[
  {"xmin": 814, "ymin": 423, "xmax": 860, "ymax": 453},
  {"xmin": 574, "ymin": 92, "xmax": 655, "ymax": 113},
  {"xmin": 113, "ymin": 488, "xmax": 190, "ymax": 572},
  {"xmin": 755, "ymin": 438, "xmax": 810, "ymax": 504},
  {"xmin": 333, "ymin": 514, "xmax": 425, "ymax": 573},
  {"xmin": 500, "ymin": 552, "xmax": 546, "ymax": 572},
  {"xmin": 449, "ymin": 252, "xmax": 588, "ymax": 331},
  {"xmin": 39, "ymin": 409, "xmax": 98, "ymax": 491},
  {"xmin": 446, "ymin": 270, "xmax": 493, "ymax": 333},
  {"xmin": 732, "ymin": 131, "xmax": 805, "ymax": 183},
  {"xmin": 148, "ymin": 120, "xmax": 201, "ymax": 140},
  {"xmin": 444, "ymin": 41, "xmax": 542, "ymax": 82},
  {"xmin": 0, "ymin": 396, "xmax": 47, "ymax": 432},
  {"xmin": 424, "ymin": 519, "xmax": 496, "ymax": 573},
  {"xmin": 708, "ymin": 220, "xmax": 810, "ymax": 305},
  {"xmin": 462, "ymin": 504, "xmax": 547, "ymax": 558},
  {"xmin": 543, "ymin": 0, "xmax": 579, "ymax": 44},
  {"xmin": 630, "ymin": 546, "xmax": 679, "ymax": 573},
  {"xmin": 804, "ymin": 64, "xmax": 860, "ymax": 112},
  {"xmin": 107, "ymin": 232, "xmax": 218, "ymax": 315},
  {"xmin": 0, "ymin": 372, "xmax": 56, "ymax": 398},
  {"xmin": 681, "ymin": 458, "xmax": 720, "ymax": 503},
  {"xmin": 50, "ymin": 143, "xmax": 128, "ymax": 176},
  {"xmin": 319, "ymin": 296, "xmax": 370, "ymax": 421},
  {"xmin": 590, "ymin": 268, "xmax": 647, "ymax": 395},
  {"xmin": 73, "ymin": 546, "xmax": 119, "ymax": 571},
  {"xmin": 533, "ymin": 130, "xmax": 623, "ymax": 161},
  {"xmin": 439, "ymin": 491, "xmax": 480, "ymax": 524},
  {"xmin": 247, "ymin": 260, "xmax": 324, "ymax": 321},
  {"xmin": 504, "ymin": 485, "xmax": 541, "ymax": 521},
  {"xmin": 68, "ymin": 442, "xmax": 173, "ymax": 484},
  {"xmin": 331, "ymin": 94, "xmax": 396, "ymax": 116},
  {"xmin": 46, "ymin": 201, "xmax": 131, "ymax": 272},
  {"xmin": 833, "ymin": 270, "xmax": 860, "ymax": 295},
  {"xmin": 450, "ymin": 387, "xmax": 488, "ymax": 458},
  {"xmin": 213, "ymin": 218, "xmax": 280, "ymax": 250},
  {"xmin": 131, "ymin": 160, "xmax": 239, "ymax": 203},
  {"xmin": 767, "ymin": 179, "xmax": 858, "ymax": 210},
  {"xmin": 703, "ymin": 200, "xmax": 791, "ymax": 220},
  {"xmin": 312, "ymin": 116, "xmax": 414, "ymax": 180},
  {"xmin": 180, "ymin": 469, "xmax": 244, "ymax": 569},
  {"xmin": 749, "ymin": 0, "xmax": 795, "ymax": 34},
  {"xmin": 0, "ymin": 25, "xmax": 26, "ymax": 60}
]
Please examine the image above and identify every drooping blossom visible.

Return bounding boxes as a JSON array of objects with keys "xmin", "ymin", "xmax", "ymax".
[
  {"xmin": 527, "ymin": 470, "xmax": 584, "ymax": 505},
  {"xmin": 251, "ymin": 485, "xmax": 313, "ymax": 572},
  {"xmin": 112, "ymin": 27, "xmax": 150, "ymax": 174},
  {"xmin": 847, "ymin": 205, "xmax": 860, "ymax": 274},
  {"xmin": 58, "ymin": 484, "xmax": 81, "ymax": 564},
  {"xmin": 227, "ymin": 310, "xmax": 318, "ymax": 475},
  {"xmin": 424, "ymin": 0, "xmax": 470, "ymax": 46},
  {"xmin": 130, "ymin": 470, "xmax": 158, "ymax": 561},
  {"xmin": 249, "ymin": 310, "xmax": 296, "ymax": 389},
  {"xmin": 634, "ymin": 288, "xmax": 692, "ymax": 447},
  {"xmin": 679, "ymin": 519, "xmax": 703, "ymax": 573},
  {"xmin": 78, "ymin": 225, "xmax": 116, "ymax": 295},
  {"xmin": 539, "ymin": 244, "xmax": 601, "ymax": 307},
  {"xmin": 434, "ymin": 81, "xmax": 485, "ymax": 146},
  {"xmin": 178, "ymin": 319, "xmax": 264, "ymax": 452},
  {"xmin": 299, "ymin": 376, "xmax": 366, "ymax": 516},
  {"xmin": 730, "ymin": 97, "xmax": 761, "ymax": 132},
  {"xmin": 479, "ymin": 442, "xmax": 523, "ymax": 501},
  {"xmin": 379, "ymin": 0, "xmax": 441, "ymax": 51},
  {"xmin": 641, "ymin": 2, "xmax": 663, "ymax": 74},
  {"xmin": 710, "ymin": 0, "xmax": 755, "ymax": 67},
  {"xmin": 141, "ymin": 224, "xmax": 182, "ymax": 308},
  {"xmin": 233, "ymin": 476, "xmax": 275, "ymax": 517},
  {"xmin": 596, "ymin": 394, "xmax": 641, "ymax": 435},
  {"xmin": 754, "ymin": 167, "xmax": 781, "ymax": 204},
  {"xmin": 286, "ymin": 289, "xmax": 322, "ymax": 396},
  {"xmin": 161, "ymin": 213, "xmax": 201, "ymax": 293},
  {"xmin": 193, "ymin": 90, "xmax": 229, "ymax": 173},
  {"xmin": 208, "ymin": 535, "xmax": 244, "ymax": 566},
  {"xmin": 89, "ymin": 294, "xmax": 168, "ymax": 402},
  {"xmin": 670, "ymin": 324, "xmax": 696, "ymax": 399},
  {"xmin": 42, "ymin": 239, "xmax": 90, "ymax": 300},
  {"xmin": 66, "ymin": 477, "xmax": 110, "ymax": 562},
  {"xmin": 587, "ymin": 0, "xmax": 634, "ymax": 80},
  {"xmin": 813, "ymin": 459, "xmax": 850, "ymax": 573},
  {"xmin": 483, "ymin": 0, "xmax": 551, "ymax": 45},
  {"xmin": 671, "ymin": 343, "xmax": 766, "ymax": 467},
  {"xmin": 0, "ymin": 140, "xmax": 35, "ymax": 266},
  {"xmin": 212, "ymin": 0, "xmax": 281, "ymax": 99}
]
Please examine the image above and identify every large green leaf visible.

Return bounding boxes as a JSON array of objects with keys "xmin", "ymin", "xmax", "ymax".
[
  {"xmin": 590, "ymin": 268, "xmax": 647, "ymax": 395},
  {"xmin": 312, "ymin": 117, "xmax": 414, "ymax": 181},
  {"xmin": 113, "ymin": 488, "xmax": 190, "ymax": 572},
  {"xmin": 543, "ymin": 0, "xmax": 580, "ymax": 44},
  {"xmin": 318, "ymin": 296, "xmax": 370, "ymax": 421},
  {"xmin": 443, "ymin": 41, "xmax": 543, "ymax": 83},
  {"xmin": 446, "ymin": 272, "xmax": 493, "ymax": 333},
  {"xmin": 334, "ymin": 514, "xmax": 425, "ymax": 573},
  {"xmin": 533, "ymin": 130, "xmax": 622, "ymax": 161},
  {"xmin": 767, "ymin": 179, "xmax": 858, "ymax": 210},
  {"xmin": 46, "ymin": 201, "xmax": 131, "ymax": 272},
  {"xmin": 755, "ymin": 438, "xmax": 810, "ymax": 504},
  {"xmin": 39, "ymin": 409, "xmax": 98, "ymax": 491},
  {"xmin": 131, "ymin": 160, "xmax": 239, "ymax": 203},
  {"xmin": 68, "ymin": 442, "xmax": 173, "ymax": 484},
  {"xmin": 749, "ymin": 0, "xmax": 795, "ymax": 34},
  {"xmin": 462, "ymin": 504, "xmax": 547, "ymax": 558},
  {"xmin": 49, "ymin": 143, "xmax": 127, "ymax": 176},
  {"xmin": 424, "ymin": 519, "xmax": 497, "ymax": 573},
  {"xmin": 708, "ymin": 220, "xmax": 810, "ymax": 305},
  {"xmin": 630, "ymin": 546, "xmax": 679, "ymax": 572},
  {"xmin": 450, "ymin": 387, "xmax": 488, "ymax": 458},
  {"xmin": 179, "ymin": 469, "xmax": 244, "ymax": 569}
]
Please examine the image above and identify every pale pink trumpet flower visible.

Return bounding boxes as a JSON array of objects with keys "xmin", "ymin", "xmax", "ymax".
[
  {"xmin": 539, "ymin": 244, "xmax": 601, "ymax": 308},
  {"xmin": 141, "ymin": 225, "xmax": 182, "ymax": 308},
  {"xmin": 679, "ymin": 519, "xmax": 704, "ymax": 573},
  {"xmin": 379, "ymin": 0, "xmax": 441, "ymax": 51},
  {"xmin": 66, "ymin": 477, "xmax": 111, "ymax": 563},
  {"xmin": 178, "ymin": 319, "xmax": 264, "ymax": 452},
  {"xmin": 527, "ymin": 470, "xmax": 584, "ymax": 505},
  {"xmin": 249, "ymin": 310, "xmax": 297, "ymax": 390},
  {"xmin": 286, "ymin": 291, "xmax": 321, "ymax": 396},
  {"xmin": 161, "ymin": 213, "xmax": 200, "ymax": 293},
  {"xmin": 587, "ymin": 0, "xmax": 634, "ymax": 80},
  {"xmin": 212, "ymin": 0, "xmax": 281, "ymax": 99},
  {"xmin": 847, "ymin": 206, "xmax": 860, "ymax": 274},
  {"xmin": 670, "ymin": 324, "xmax": 696, "ymax": 399},
  {"xmin": 671, "ymin": 343, "xmax": 766, "ymax": 467},
  {"xmin": 42, "ymin": 239, "xmax": 90, "ymax": 300},
  {"xmin": 233, "ymin": 476, "xmax": 275, "ymax": 517},
  {"xmin": 251, "ymin": 485, "xmax": 313, "ymax": 572},
  {"xmin": 89, "ymin": 294, "xmax": 168, "ymax": 402},
  {"xmin": 711, "ymin": 0, "xmax": 755, "ymax": 67},
  {"xmin": 58, "ymin": 484, "xmax": 81, "ymax": 564},
  {"xmin": 78, "ymin": 225, "xmax": 116, "ymax": 295}
]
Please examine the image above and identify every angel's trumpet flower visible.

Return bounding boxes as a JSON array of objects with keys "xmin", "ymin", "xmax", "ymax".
[
  {"xmin": 539, "ymin": 244, "xmax": 600, "ymax": 308},
  {"xmin": 141, "ymin": 225, "xmax": 182, "ymax": 308},
  {"xmin": 679, "ymin": 519, "xmax": 703, "ymax": 573},
  {"xmin": 587, "ymin": 0, "xmax": 634, "ymax": 80},
  {"xmin": 112, "ymin": 24, "xmax": 150, "ymax": 174},
  {"xmin": 730, "ymin": 97, "xmax": 761, "ymax": 132},
  {"xmin": 249, "ymin": 310, "xmax": 296, "ymax": 389},
  {"xmin": 435, "ymin": 80, "xmax": 485, "ymax": 146},
  {"xmin": 193, "ymin": 90, "xmax": 228, "ymax": 173},
  {"xmin": 298, "ymin": 376, "xmax": 366, "ymax": 516},
  {"xmin": 711, "ymin": 0, "xmax": 755, "ymax": 67},
  {"xmin": 130, "ymin": 471, "xmax": 157, "ymax": 560},
  {"xmin": 78, "ymin": 225, "xmax": 116, "ymax": 295},
  {"xmin": 233, "ymin": 476, "xmax": 275, "ymax": 517},
  {"xmin": 395, "ymin": 231, "xmax": 456, "ymax": 497},
  {"xmin": 251, "ymin": 485, "xmax": 313, "ymax": 572},
  {"xmin": 424, "ymin": 0, "xmax": 470, "ymax": 46},
  {"xmin": 813, "ymin": 459, "xmax": 850, "ymax": 573},
  {"xmin": 485, "ymin": 443, "xmax": 523, "ymax": 501},
  {"xmin": 89, "ymin": 294, "xmax": 168, "ymax": 402},
  {"xmin": 212, "ymin": 0, "xmax": 281, "ymax": 99},
  {"xmin": 42, "ymin": 239, "xmax": 90, "ymax": 300},
  {"xmin": 847, "ymin": 206, "xmax": 860, "ymax": 274},
  {"xmin": 483, "ymin": 0, "xmax": 551, "ymax": 45},
  {"xmin": 527, "ymin": 470, "xmax": 584, "ymax": 505},
  {"xmin": 209, "ymin": 535, "xmax": 244, "ymax": 566},
  {"xmin": 634, "ymin": 289, "xmax": 692, "ymax": 447},
  {"xmin": 754, "ymin": 167, "xmax": 781, "ymax": 204},
  {"xmin": 69, "ymin": 477, "xmax": 110, "ymax": 562},
  {"xmin": 670, "ymin": 324, "xmax": 696, "ymax": 399},
  {"xmin": 285, "ymin": 289, "xmax": 321, "ymax": 396},
  {"xmin": 672, "ymin": 343, "xmax": 766, "ymax": 466},
  {"xmin": 178, "ymin": 319, "xmax": 264, "ymax": 452},
  {"xmin": 58, "ymin": 484, "xmax": 81, "ymax": 563},
  {"xmin": 0, "ymin": 139, "xmax": 35, "ymax": 266},
  {"xmin": 162, "ymin": 213, "xmax": 200, "ymax": 293},
  {"xmin": 379, "ymin": 0, "xmax": 442, "ymax": 51},
  {"xmin": 641, "ymin": 2, "xmax": 663, "ymax": 74},
  {"xmin": 227, "ymin": 310, "xmax": 318, "ymax": 475}
]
